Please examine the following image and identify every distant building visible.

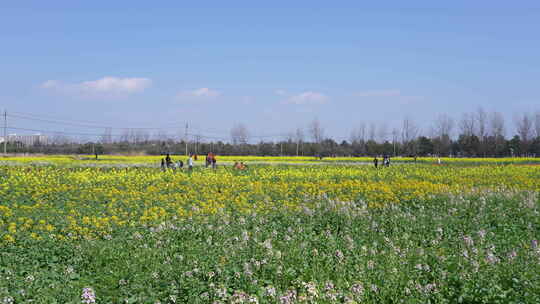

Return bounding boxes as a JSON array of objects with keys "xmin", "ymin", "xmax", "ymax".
[{"xmin": 0, "ymin": 134, "xmax": 49, "ymax": 146}]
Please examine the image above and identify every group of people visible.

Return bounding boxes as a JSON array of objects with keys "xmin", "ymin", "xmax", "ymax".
[
  {"xmin": 159, "ymin": 152, "xmax": 254, "ymax": 172},
  {"xmin": 373, "ymin": 155, "xmax": 391, "ymax": 168},
  {"xmin": 160, "ymin": 153, "xmax": 194, "ymax": 171},
  {"xmin": 160, "ymin": 152, "xmax": 217, "ymax": 171},
  {"xmin": 205, "ymin": 152, "xmax": 217, "ymax": 169}
]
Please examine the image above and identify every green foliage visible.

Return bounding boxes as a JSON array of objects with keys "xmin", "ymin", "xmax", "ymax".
[{"xmin": 1, "ymin": 193, "xmax": 539, "ymax": 303}]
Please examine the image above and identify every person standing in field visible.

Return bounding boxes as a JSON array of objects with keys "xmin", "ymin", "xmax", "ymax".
[
  {"xmin": 373, "ymin": 156, "xmax": 378, "ymax": 168},
  {"xmin": 165, "ymin": 153, "xmax": 172, "ymax": 168},
  {"xmin": 188, "ymin": 154, "xmax": 194, "ymax": 171},
  {"xmin": 160, "ymin": 158, "xmax": 166, "ymax": 171},
  {"xmin": 206, "ymin": 152, "xmax": 214, "ymax": 168},
  {"xmin": 211, "ymin": 154, "xmax": 217, "ymax": 170}
]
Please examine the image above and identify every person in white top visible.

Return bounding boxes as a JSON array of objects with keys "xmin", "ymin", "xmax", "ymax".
[{"xmin": 188, "ymin": 154, "xmax": 194, "ymax": 171}]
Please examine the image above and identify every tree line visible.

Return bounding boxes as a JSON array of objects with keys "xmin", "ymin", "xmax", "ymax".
[{"xmin": 5, "ymin": 108, "xmax": 540, "ymax": 157}]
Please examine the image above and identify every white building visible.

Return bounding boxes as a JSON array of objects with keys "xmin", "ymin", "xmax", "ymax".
[{"xmin": 0, "ymin": 134, "xmax": 49, "ymax": 146}]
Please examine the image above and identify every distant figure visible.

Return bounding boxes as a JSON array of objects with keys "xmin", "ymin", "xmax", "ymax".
[
  {"xmin": 211, "ymin": 154, "xmax": 217, "ymax": 169},
  {"xmin": 160, "ymin": 158, "xmax": 165, "ymax": 171},
  {"xmin": 234, "ymin": 161, "xmax": 247, "ymax": 170},
  {"xmin": 385, "ymin": 156, "xmax": 390, "ymax": 167},
  {"xmin": 373, "ymin": 157, "xmax": 378, "ymax": 168},
  {"xmin": 206, "ymin": 152, "xmax": 214, "ymax": 168},
  {"xmin": 165, "ymin": 153, "xmax": 172, "ymax": 168},
  {"xmin": 194, "ymin": 154, "xmax": 198, "ymax": 161},
  {"xmin": 437, "ymin": 157, "xmax": 441, "ymax": 165},
  {"xmin": 414, "ymin": 156, "xmax": 417, "ymax": 163},
  {"xmin": 188, "ymin": 154, "xmax": 194, "ymax": 171}
]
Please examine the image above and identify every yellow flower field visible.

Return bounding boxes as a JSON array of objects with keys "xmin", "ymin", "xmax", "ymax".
[{"xmin": 1, "ymin": 156, "xmax": 539, "ymax": 244}]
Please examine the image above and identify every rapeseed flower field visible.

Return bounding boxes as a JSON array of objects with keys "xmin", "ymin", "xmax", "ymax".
[{"xmin": 0, "ymin": 156, "xmax": 539, "ymax": 303}]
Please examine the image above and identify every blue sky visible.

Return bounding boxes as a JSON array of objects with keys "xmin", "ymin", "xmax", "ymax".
[{"xmin": 1, "ymin": 1, "xmax": 539, "ymax": 141}]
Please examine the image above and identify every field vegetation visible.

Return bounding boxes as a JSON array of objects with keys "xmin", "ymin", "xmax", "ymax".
[{"xmin": 0, "ymin": 156, "xmax": 539, "ymax": 303}]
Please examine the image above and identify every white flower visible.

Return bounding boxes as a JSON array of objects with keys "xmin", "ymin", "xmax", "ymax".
[{"xmin": 81, "ymin": 287, "xmax": 96, "ymax": 304}]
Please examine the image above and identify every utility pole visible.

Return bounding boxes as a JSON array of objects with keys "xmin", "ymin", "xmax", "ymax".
[
  {"xmin": 3, "ymin": 110, "xmax": 7, "ymax": 156},
  {"xmin": 392, "ymin": 129, "xmax": 397, "ymax": 157},
  {"xmin": 296, "ymin": 140, "xmax": 299, "ymax": 156},
  {"xmin": 184, "ymin": 123, "xmax": 188, "ymax": 156},
  {"xmin": 195, "ymin": 134, "xmax": 200, "ymax": 155}
]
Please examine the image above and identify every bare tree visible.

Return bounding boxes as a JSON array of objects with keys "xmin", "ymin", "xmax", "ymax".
[
  {"xmin": 231, "ymin": 123, "xmax": 249, "ymax": 145},
  {"xmin": 308, "ymin": 118, "xmax": 324, "ymax": 143},
  {"xmin": 295, "ymin": 127, "xmax": 304, "ymax": 156},
  {"xmin": 120, "ymin": 129, "xmax": 130, "ymax": 143},
  {"xmin": 516, "ymin": 113, "xmax": 533, "ymax": 142},
  {"xmin": 433, "ymin": 114, "xmax": 454, "ymax": 139},
  {"xmin": 515, "ymin": 113, "xmax": 533, "ymax": 155},
  {"xmin": 100, "ymin": 128, "xmax": 112, "ymax": 144},
  {"xmin": 350, "ymin": 123, "xmax": 366, "ymax": 144},
  {"xmin": 368, "ymin": 122, "xmax": 376, "ymax": 142},
  {"xmin": 401, "ymin": 117, "xmax": 418, "ymax": 144},
  {"xmin": 350, "ymin": 123, "xmax": 367, "ymax": 155},
  {"xmin": 487, "ymin": 111, "xmax": 506, "ymax": 156},
  {"xmin": 474, "ymin": 107, "xmax": 488, "ymax": 156},
  {"xmin": 391, "ymin": 128, "xmax": 399, "ymax": 156},
  {"xmin": 133, "ymin": 129, "xmax": 150, "ymax": 144},
  {"xmin": 475, "ymin": 107, "xmax": 487, "ymax": 140},
  {"xmin": 358, "ymin": 122, "xmax": 366, "ymax": 143},
  {"xmin": 401, "ymin": 117, "xmax": 419, "ymax": 156},
  {"xmin": 431, "ymin": 114, "xmax": 454, "ymax": 156},
  {"xmin": 51, "ymin": 132, "xmax": 70, "ymax": 145},
  {"xmin": 459, "ymin": 112, "xmax": 476, "ymax": 137},
  {"xmin": 488, "ymin": 111, "xmax": 505, "ymax": 139}
]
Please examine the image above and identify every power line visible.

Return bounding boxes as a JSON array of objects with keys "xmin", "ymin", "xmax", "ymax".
[
  {"xmin": 7, "ymin": 126, "xmax": 125, "ymax": 137},
  {"xmin": 5, "ymin": 110, "xmax": 357, "ymax": 143},
  {"xmin": 8, "ymin": 111, "xmax": 187, "ymax": 130}
]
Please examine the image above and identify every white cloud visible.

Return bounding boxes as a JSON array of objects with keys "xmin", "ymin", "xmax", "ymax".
[
  {"xmin": 285, "ymin": 91, "xmax": 328, "ymax": 105},
  {"xmin": 177, "ymin": 88, "xmax": 221, "ymax": 100},
  {"xmin": 39, "ymin": 76, "xmax": 152, "ymax": 97},
  {"xmin": 79, "ymin": 77, "xmax": 152, "ymax": 93},
  {"xmin": 356, "ymin": 89, "xmax": 401, "ymax": 97}
]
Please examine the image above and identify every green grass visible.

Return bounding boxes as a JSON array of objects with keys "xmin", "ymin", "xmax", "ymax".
[{"xmin": 1, "ymin": 192, "xmax": 539, "ymax": 303}]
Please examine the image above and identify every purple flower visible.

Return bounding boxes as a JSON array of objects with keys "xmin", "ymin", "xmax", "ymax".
[
  {"xmin": 81, "ymin": 287, "xmax": 96, "ymax": 304},
  {"xmin": 350, "ymin": 283, "xmax": 364, "ymax": 296}
]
